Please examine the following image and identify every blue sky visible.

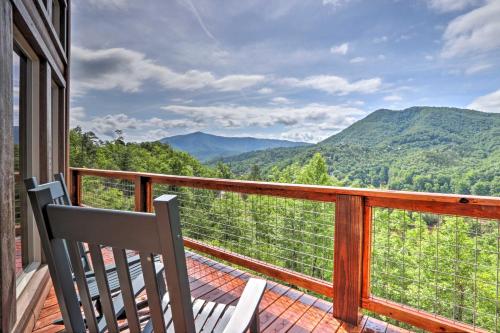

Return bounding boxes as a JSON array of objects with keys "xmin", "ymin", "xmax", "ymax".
[{"xmin": 70, "ymin": 0, "xmax": 500, "ymax": 143}]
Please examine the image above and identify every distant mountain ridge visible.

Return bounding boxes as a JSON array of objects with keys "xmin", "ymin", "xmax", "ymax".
[
  {"xmin": 221, "ymin": 107, "xmax": 499, "ymax": 195},
  {"xmin": 160, "ymin": 131, "xmax": 311, "ymax": 161},
  {"xmin": 320, "ymin": 106, "xmax": 498, "ymax": 148}
]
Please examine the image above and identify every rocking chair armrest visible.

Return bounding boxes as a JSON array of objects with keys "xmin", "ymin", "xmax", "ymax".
[{"xmin": 222, "ymin": 278, "xmax": 266, "ymax": 333}]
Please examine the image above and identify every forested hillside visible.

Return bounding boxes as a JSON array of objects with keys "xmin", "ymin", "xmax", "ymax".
[
  {"xmin": 70, "ymin": 127, "xmax": 214, "ymax": 177},
  {"xmin": 221, "ymin": 107, "xmax": 500, "ymax": 196},
  {"xmin": 70, "ymin": 121, "xmax": 498, "ymax": 331}
]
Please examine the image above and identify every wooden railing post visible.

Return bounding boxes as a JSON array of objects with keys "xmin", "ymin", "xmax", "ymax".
[
  {"xmin": 70, "ymin": 169, "xmax": 81, "ymax": 206},
  {"xmin": 333, "ymin": 194, "xmax": 364, "ymax": 325},
  {"xmin": 361, "ymin": 205, "xmax": 372, "ymax": 299},
  {"xmin": 135, "ymin": 176, "xmax": 152, "ymax": 212}
]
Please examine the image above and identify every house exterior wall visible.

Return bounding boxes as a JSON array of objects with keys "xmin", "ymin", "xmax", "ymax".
[{"xmin": 0, "ymin": 0, "xmax": 70, "ymax": 331}]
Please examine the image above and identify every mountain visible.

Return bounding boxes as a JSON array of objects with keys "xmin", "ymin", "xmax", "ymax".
[
  {"xmin": 160, "ymin": 131, "xmax": 311, "ymax": 161},
  {"xmin": 221, "ymin": 107, "xmax": 500, "ymax": 196},
  {"xmin": 320, "ymin": 106, "xmax": 498, "ymax": 148}
]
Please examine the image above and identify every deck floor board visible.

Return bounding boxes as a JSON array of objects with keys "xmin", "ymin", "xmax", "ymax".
[{"xmin": 32, "ymin": 251, "xmax": 410, "ymax": 333}]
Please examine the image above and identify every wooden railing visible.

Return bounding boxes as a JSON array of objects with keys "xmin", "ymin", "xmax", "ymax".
[{"xmin": 69, "ymin": 167, "xmax": 500, "ymax": 332}]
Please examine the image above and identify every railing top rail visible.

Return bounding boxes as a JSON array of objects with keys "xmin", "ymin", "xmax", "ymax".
[
  {"xmin": 71, "ymin": 167, "xmax": 500, "ymax": 209},
  {"xmin": 71, "ymin": 166, "xmax": 500, "ymax": 331}
]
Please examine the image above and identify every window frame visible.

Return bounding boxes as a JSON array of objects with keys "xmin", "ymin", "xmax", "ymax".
[{"xmin": 13, "ymin": 26, "xmax": 43, "ymax": 295}]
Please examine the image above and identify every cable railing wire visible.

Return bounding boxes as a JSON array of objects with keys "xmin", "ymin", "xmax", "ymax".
[
  {"xmin": 81, "ymin": 176, "xmax": 135, "ymax": 211},
  {"xmin": 371, "ymin": 207, "xmax": 500, "ymax": 332},
  {"xmin": 79, "ymin": 175, "xmax": 335, "ymax": 282},
  {"xmin": 77, "ymin": 172, "xmax": 500, "ymax": 332},
  {"xmin": 153, "ymin": 184, "xmax": 335, "ymax": 282}
]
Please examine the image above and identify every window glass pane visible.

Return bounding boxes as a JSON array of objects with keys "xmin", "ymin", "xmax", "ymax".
[
  {"xmin": 52, "ymin": 0, "xmax": 60, "ymax": 35},
  {"xmin": 13, "ymin": 51, "xmax": 23, "ymax": 278}
]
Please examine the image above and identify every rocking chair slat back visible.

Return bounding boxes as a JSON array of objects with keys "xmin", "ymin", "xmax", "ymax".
[{"xmin": 36, "ymin": 193, "xmax": 196, "ymax": 332}]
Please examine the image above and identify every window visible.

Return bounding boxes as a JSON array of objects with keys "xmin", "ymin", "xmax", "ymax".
[
  {"xmin": 51, "ymin": 0, "xmax": 60, "ymax": 35},
  {"xmin": 13, "ymin": 51, "xmax": 23, "ymax": 278},
  {"xmin": 51, "ymin": 81, "xmax": 65, "ymax": 171},
  {"xmin": 14, "ymin": 31, "xmax": 43, "ymax": 292},
  {"xmin": 51, "ymin": 0, "xmax": 67, "ymax": 49}
]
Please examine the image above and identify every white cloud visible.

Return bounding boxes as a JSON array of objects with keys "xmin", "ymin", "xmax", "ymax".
[
  {"xmin": 377, "ymin": 54, "xmax": 386, "ymax": 60},
  {"xmin": 349, "ymin": 57, "xmax": 365, "ymax": 63},
  {"xmin": 441, "ymin": 1, "xmax": 500, "ymax": 58},
  {"xmin": 162, "ymin": 103, "xmax": 365, "ymax": 138},
  {"xmin": 88, "ymin": 0, "xmax": 131, "ymax": 9},
  {"xmin": 170, "ymin": 97, "xmax": 193, "ymax": 104},
  {"xmin": 270, "ymin": 97, "xmax": 293, "ymax": 105},
  {"xmin": 258, "ymin": 87, "xmax": 273, "ymax": 94},
  {"xmin": 425, "ymin": 55, "xmax": 434, "ymax": 61},
  {"xmin": 348, "ymin": 100, "xmax": 365, "ymax": 106},
  {"xmin": 280, "ymin": 130, "xmax": 318, "ymax": 143},
  {"xmin": 465, "ymin": 63, "xmax": 493, "ymax": 75},
  {"xmin": 322, "ymin": 0, "xmax": 352, "ymax": 8},
  {"xmin": 373, "ymin": 36, "xmax": 388, "ymax": 43},
  {"xmin": 279, "ymin": 75, "xmax": 382, "ymax": 95},
  {"xmin": 211, "ymin": 75, "xmax": 267, "ymax": 91},
  {"xmin": 468, "ymin": 89, "xmax": 500, "ymax": 113},
  {"xmin": 279, "ymin": 112, "xmax": 362, "ymax": 142},
  {"xmin": 330, "ymin": 43, "xmax": 349, "ymax": 55},
  {"xmin": 384, "ymin": 94, "xmax": 403, "ymax": 102},
  {"xmin": 70, "ymin": 107, "xmax": 86, "ymax": 124},
  {"xmin": 13, "ymin": 105, "xmax": 19, "ymax": 126},
  {"xmin": 72, "ymin": 46, "xmax": 266, "ymax": 95},
  {"xmin": 426, "ymin": 0, "xmax": 481, "ymax": 13},
  {"xmin": 70, "ymin": 107, "xmax": 203, "ymax": 140}
]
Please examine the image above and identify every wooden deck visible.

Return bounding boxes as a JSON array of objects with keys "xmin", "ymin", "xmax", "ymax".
[
  {"xmin": 16, "ymin": 235, "xmax": 22, "ymax": 276},
  {"xmin": 32, "ymin": 251, "xmax": 411, "ymax": 333}
]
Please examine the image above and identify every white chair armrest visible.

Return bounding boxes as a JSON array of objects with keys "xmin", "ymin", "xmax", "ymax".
[{"xmin": 223, "ymin": 278, "xmax": 266, "ymax": 333}]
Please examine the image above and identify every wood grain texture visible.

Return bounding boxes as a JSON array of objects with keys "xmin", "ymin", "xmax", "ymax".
[
  {"xmin": 184, "ymin": 237, "xmax": 333, "ymax": 298},
  {"xmin": 362, "ymin": 297, "xmax": 489, "ymax": 333},
  {"xmin": 11, "ymin": 0, "xmax": 65, "ymax": 85},
  {"xmin": 367, "ymin": 196, "xmax": 500, "ymax": 220},
  {"xmin": 33, "ymin": 251, "xmax": 413, "ymax": 333},
  {"xmin": 69, "ymin": 169, "xmax": 80, "ymax": 205},
  {"xmin": 71, "ymin": 167, "xmax": 500, "ymax": 208},
  {"xmin": 0, "ymin": 1, "xmax": 16, "ymax": 330},
  {"xmin": 333, "ymin": 195, "xmax": 364, "ymax": 325},
  {"xmin": 66, "ymin": 240, "xmax": 98, "ymax": 332},
  {"xmin": 12, "ymin": 0, "xmax": 66, "ymax": 75},
  {"xmin": 38, "ymin": 61, "xmax": 51, "ymax": 183},
  {"xmin": 63, "ymin": 0, "xmax": 70, "ymax": 180},
  {"xmin": 112, "ymin": 248, "xmax": 140, "ymax": 333},
  {"xmin": 88, "ymin": 245, "xmax": 118, "ymax": 333},
  {"xmin": 56, "ymin": 86, "xmax": 66, "ymax": 173},
  {"xmin": 361, "ymin": 205, "xmax": 372, "ymax": 299},
  {"xmin": 134, "ymin": 175, "xmax": 151, "ymax": 212},
  {"xmin": 263, "ymin": 292, "xmax": 315, "ymax": 332},
  {"xmin": 33, "ymin": 0, "xmax": 67, "ymax": 62},
  {"xmin": 67, "ymin": 167, "xmax": 500, "ymax": 331},
  {"xmin": 27, "ymin": 188, "xmax": 86, "ymax": 332},
  {"xmin": 154, "ymin": 196, "xmax": 195, "ymax": 332},
  {"xmin": 12, "ymin": 267, "xmax": 51, "ymax": 333}
]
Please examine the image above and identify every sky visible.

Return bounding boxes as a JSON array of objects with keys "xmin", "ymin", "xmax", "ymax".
[
  {"xmin": 70, "ymin": 0, "xmax": 500, "ymax": 143},
  {"xmin": 13, "ymin": 53, "xmax": 20, "ymax": 127}
]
